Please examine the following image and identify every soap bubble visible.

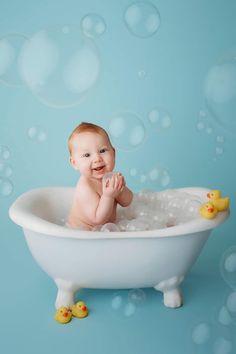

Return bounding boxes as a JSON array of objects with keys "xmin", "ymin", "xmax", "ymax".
[
  {"xmin": 218, "ymin": 306, "xmax": 233, "ymax": 326},
  {"xmin": 18, "ymin": 25, "xmax": 101, "ymax": 108},
  {"xmin": 111, "ymin": 291, "xmax": 137, "ymax": 318},
  {"xmin": 81, "ymin": 14, "xmax": 106, "ymax": 38},
  {"xmin": 138, "ymin": 70, "xmax": 146, "ymax": 79},
  {"xmin": 0, "ymin": 33, "xmax": 28, "ymax": 87},
  {"xmin": 220, "ymin": 246, "xmax": 236, "ymax": 289},
  {"xmin": 160, "ymin": 169, "xmax": 170, "ymax": 187},
  {"xmin": 128, "ymin": 289, "xmax": 146, "ymax": 304},
  {"xmin": 130, "ymin": 168, "xmax": 137, "ymax": 177},
  {"xmin": 28, "ymin": 126, "xmax": 47, "ymax": 142},
  {"xmin": 0, "ymin": 145, "xmax": 10, "ymax": 160},
  {"xmin": 213, "ymin": 337, "xmax": 233, "ymax": 354},
  {"xmin": 226, "ymin": 292, "xmax": 236, "ymax": 322},
  {"xmin": 204, "ymin": 53, "xmax": 236, "ymax": 134},
  {"xmin": 216, "ymin": 135, "xmax": 225, "ymax": 143},
  {"xmin": 0, "ymin": 177, "xmax": 13, "ymax": 197},
  {"xmin": 148, "ymin": 107, "xmax": 172, "ymax": 131},
  {"xmin": 124, "ymin": 1, "xmax": 161, "ymax": 38},
  {"xmin": 108, "ymin": 112, "xmax": 146, "ymax": 151},
  {"xmin": 100, "ymin": 223, "xmax": 120, "ymax": 232},
  {"xmin": 192, "ymin": 322, "xmax": 211, "ymax": 345},
  {"xmin": 0, "ymin": 161, "xmax": 12, "ymax": 177}
]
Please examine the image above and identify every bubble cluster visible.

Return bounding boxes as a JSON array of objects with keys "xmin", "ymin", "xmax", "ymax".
[
  {"xmin": 130, "ymin": 165, "xmax": 170, "ymax": 188},
  {"xmin": 196, "ymin": 109, "xmax": 226, "ymax": 160},
  {"xmin": 108, "ymin": 112, "xmax": 146, "ymax": 151},
  {"xmin": 18, "ymin": 25, "xmax": 101, "ymax": 108},
  {"xmin": 111, "ymin": 289, "xmax": 146, "ymax": 318},
  {"xmin": 220, "ymin": 246, "xmax": 236, "ymax": 289},
  {"xmin": 204, "ymin": 53, "xmax": 236, "ymax": 134},
  {"xmin": 0, "ymin": 33, "xmax": 27, "ymax": 87},
  {"xmin": 148, "ymin": 107, "xmax": 172, "ymax": 131},
  {"xmin": 81, "ymin": 14, "xmax": 106, "ymax": 38},
  {"xmin": 0, "ymin": 145, "xmax": 13, "ymax": 198},
  {"xmin": 124, "ymin": 1, "xmax": 161, "ymax": 38},
  {"xmin": 93, "ymin": 189, "xmax": 202, "ymax": 232},
  {"xmin": 28, "ymin": 126, "xmax": 47, "ymax": 142}
]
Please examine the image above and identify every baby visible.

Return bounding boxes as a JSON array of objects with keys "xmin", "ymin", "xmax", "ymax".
[{"xmin": 67, "ymin": 122, "xmax": 133, "ymax": 230}]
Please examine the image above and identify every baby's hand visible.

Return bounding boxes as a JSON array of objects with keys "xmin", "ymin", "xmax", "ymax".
[{"xmin": 102, "ymin": 173, "xmax": 124, "ymax": 198}]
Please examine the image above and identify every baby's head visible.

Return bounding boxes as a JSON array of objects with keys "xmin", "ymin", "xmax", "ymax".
[{"xmin": 68, "ymin": 122, "xmax": 115, "ymax": 179}]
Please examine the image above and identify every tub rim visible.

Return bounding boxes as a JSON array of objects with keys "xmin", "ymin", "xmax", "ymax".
[{"xmin": 9, "ymin": 186, "xmax": 229, "ymax": 240}]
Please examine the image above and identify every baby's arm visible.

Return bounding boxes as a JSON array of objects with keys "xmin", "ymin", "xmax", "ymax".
[
  {"xmin": 115, "ymin": 174, "xmax": 133, "ymax": 207},
  {"xmin": 76, "ymin": 176, "xmax": 123, "ymax": 226}
]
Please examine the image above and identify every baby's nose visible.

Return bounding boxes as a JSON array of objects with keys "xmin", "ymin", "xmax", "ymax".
[{"xmin": 94, "ymin": 153, "xmax": 102, "ymax": 162}]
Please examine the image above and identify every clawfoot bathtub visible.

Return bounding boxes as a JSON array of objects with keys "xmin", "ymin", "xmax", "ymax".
[{"xmin": 9, "ymin": 187, "xmax": 229, "ymax": 309}]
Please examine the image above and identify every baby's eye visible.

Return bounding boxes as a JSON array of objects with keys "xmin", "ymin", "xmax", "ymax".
[
  {"xmin": 83, "ymin": 153, "xmax": 90, "ymax": 158},
  {"xmin": 100, "ymin": 148, "xmax": 107, "ymax": 153}
]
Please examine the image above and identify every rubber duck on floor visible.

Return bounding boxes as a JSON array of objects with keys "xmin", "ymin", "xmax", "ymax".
[
  {"xmin": 54, "ymin": 307, "xmax": 72, "ymax": 324},
  {"xmin": 199, "ymin": 202, "xmax": 218, "ymax": 219},
  {"xmin": 207, "ymin": 190, "xmax": 230, "ymax": 212},
  {"xmin": 71, "ymin": 301, "xmax": 89, "ymax": 318}
]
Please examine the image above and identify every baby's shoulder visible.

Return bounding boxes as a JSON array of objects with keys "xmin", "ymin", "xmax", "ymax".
[{"xmin": 75, "ymin": 177, "xmax": 97, "ymax": 198}]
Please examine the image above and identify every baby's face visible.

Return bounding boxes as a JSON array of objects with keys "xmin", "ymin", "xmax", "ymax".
[{"xmin": 70, "ymin": 131, "xmax": 115, "ymax": 179}]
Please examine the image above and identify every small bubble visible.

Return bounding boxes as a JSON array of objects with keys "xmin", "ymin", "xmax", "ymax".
[
  {"xmin": 124, "ymin": 302, "xmax": 136, "ymax": 317},
  {"xmin": 0, "ymin": 145, "xmax": 10, "ymax": 160},
  {"xmin": 149, "ymin": 167, "xmax": 159, "ymax": 181},
  {"xmin": 130, "ymin": 168, "xmax": 137, "ymax": 177},
  {"xmin": 221, "ymin": 247, "xmax": 236, "ymax": 289},
  {"xmin": 140, "ymin": 175, "xmax": 147, "ymax": 183},
  {"xmin": 206, "ymin": 127, "xmax": 213, "ymax": 134},
  {"xmin": 148, "ymin": 107, "xmax": 172, "ymax": 131},
  {"xmin": 197, "ymin": 121, "xmax": 205, "ymax": 130},
  {"xmin": 226, "ymin": 292, "xmax": 236, "ymax": 314},
  {"xmin": 161, "ymin": 169, "xmax": 170, "ymax": 187},
  {"xmin": 216, "ymin": 135, "xmax": 225, "ymax": 143},
  {"xmin": 138, "ymin": 70, "xmax": 146, "ymax": 79},
  {"xmin": 28, "ymin": 126, "xmax": 47, "ymax": 142},
  {"xmin": 111, "ymin": 294, "xmax": 123, "ymax": 310},
  {"xmin": 128, "ymin": 289, "xmax": 146, "ymax": 304},
  {"xmin": 216, "ymin": 146, "xmax": 224, "ymax": 155},
  {"xmin": 81, "ymin": 14, "xmax": 106, "ymax": 38},
  {"xmin": 0, "ymin": 161, "xmax": 12, "ymax": 177},
  {"xmin": 124, "ymin": 1, "xmax": 161, "ymax": 38},
  {"xmin": 199, "ymin": 110, "xmax": 207, "ymax": 118},
  {"xmin": 192, "ymin": 322, "xmax": 211, "ymax": 345},
  {"xmin": 0, "ymin": 177, "xmax": 13, "ymax": 197},
  {"xmin": 218, "ymin": 306, "xmax": 233, "ymax": 326}
]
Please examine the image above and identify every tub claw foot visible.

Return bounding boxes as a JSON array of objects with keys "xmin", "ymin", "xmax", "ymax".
[
  {"xmin": 163, "ymin": 288, "xmax": 183, "ymax": 308},
  {"xmin": 55, "ymin": 279, "xmax": 77, "ymax": 309}
]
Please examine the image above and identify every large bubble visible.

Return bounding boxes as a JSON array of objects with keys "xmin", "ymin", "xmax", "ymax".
[
  {"xmin": 220, "ymin": 246, "xmax": 236, "ymax": 289},
  {"xmin": 18, "ymin": 25, "xmax": 101, "ymax": 108},
  {"xmin": 124, "ymin": 1, "xmax": 161, "ymax": 38},
  {"xmin": 81, "ymin": 14, "xmax": 106, "ymax": 38},
  {"xmin": 0, "ymin": 33, "xmax": 28, "ymax": 87},
  {"xmin": 108, "ymin": 112, "xmax": 146, "ymax": 151},
  {"xmin": 204, "ymin": 53, "xmax": 236, "ymax": 134}
]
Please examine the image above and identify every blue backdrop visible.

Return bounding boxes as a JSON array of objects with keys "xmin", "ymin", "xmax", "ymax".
[{"xmin": 0, "ymin": 1, "xmax": 235, "ymax": 353}]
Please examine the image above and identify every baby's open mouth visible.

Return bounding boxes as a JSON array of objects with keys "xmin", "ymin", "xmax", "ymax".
[{"xmin": 93, "ymin": 166, "xmax": 105, "ymax": 171}]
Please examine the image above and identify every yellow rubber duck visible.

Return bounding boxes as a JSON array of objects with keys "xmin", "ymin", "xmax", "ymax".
[
  {"xmin": 199, "ymin": 202, "xmax": 218, "ymax": 219},
  {"xmin": 54, "ymin": 307, "xmax": 72, "ymax": 324},
  {"xmin": 207, "ymin": 190, "xmax": 230, "ymax": 211},
  {"xmin": 71, "ymin": 301, "xmax": 89, "ymax": 318}
]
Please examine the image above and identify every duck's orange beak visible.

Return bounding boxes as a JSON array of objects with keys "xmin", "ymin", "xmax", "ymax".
[
  {"xmin": 81, "ymin": 306, "xmax": 87, "ymax": 311},
  {"xmin": 63, "ymin": 312, "xmax": 69, "ymax": 317},
  {"xmin": 207, "ymin": 208, "xmax": 214, "ymax": 213},
  {"xmin": 207, "ymin": 193, "xmax": 211, "ymax": 198}
]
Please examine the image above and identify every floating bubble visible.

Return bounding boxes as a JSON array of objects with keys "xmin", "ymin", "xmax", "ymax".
[
  {"xmin": 109, "ymin": 112, "xmax": 146, "ymax": 151},
  {"xmin": 161, "ymin": 169, "xmax": 170, "ymax": 187},
  {"xmin": 216, "ymin": 146, "xmax": 224, "ymax": 155},
  {"xmin": 100, "ymin": 223, "xmax": 120, "ymax": 232},
  {"xmin": 197, "ymin": 121, "xmax": 205, "ymax": 131},
  {"xmin": 148, "ymin": 107, "xmax": 172, "ymax": 131},
  {"xmin": 111, "ymin": 291, "xmax": 136, "ymax": 318},
  {"xmin": 138, "ymin": 70, "xmax": 146, "ymax": 79},
  {"xmin": 216, "ymin": 135, "xmax": 225, "ymax": 143},
  {"xmin": 81, "ymin": 13, "xmax": 106, "ymax": 38},
  {"xmin": 213, "ymin": 337, "xmax": 233, "ymax": 354},
  {"xmin": 0, "ymin": 33, "xmax": 28, "ymax": 87},
  {"xmin": 206, "ymin": 127, "xmax": 213, "ymax": 134},
  {"xmin": 220, "ymin": 246, "xmax": 236, "ymax": 289},
  {"xmin": 28, "ymin": 126, "xmax": 47, "ymax": 142},
  {"xmin": 204, "ymin": 53, "xmax": 236, "ymax": 134},
  {"xmin": 192, "ymin": 322, "xmax": 211, "ymax": 345},
  {"xmin": 18, "ymin": 25, "xmax": 101, "ymax": 108},
  {"xmin": 128, "ymin": 289, "xmax": 146, "ymax": 304},
  {"xmin": 149, "ymin": 167, "xmax": 160, "ymax": 181},
  {"xmin": 0, "ymin": 161, "xmax": 12, "ymax": 177},
  {"xmin": 199, "ymin": 109, "xmax": 207, "ymax": 118},
  {"xmin": 130, "ymin": 168, "xmax": 137, "ymax": 177},
  {"xmin": 218, "ymin": 306, "xmax": 233, "ymax": 326},
  {"xmin": 124, "ymin": 1, "xmax": 161, "ymax": 38},
  {"xmin": 0, "ymin": 145, "xmax": 10, "ymax": 160},
  {"xmin": 140, "ymin": 174, "xmax": 147, "ymax": 183},
  {"xmin": 0, "ymin": 177, "xmax": 13, "ymax": 197},
  {"xmin": 226, "ymin": 292, "xmax": 236, "ymax": 315}
]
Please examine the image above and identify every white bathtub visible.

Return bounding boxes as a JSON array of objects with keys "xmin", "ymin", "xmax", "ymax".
[{"xmin": 9, "ymin": 187, "xmax": 229, "ymax": 309}]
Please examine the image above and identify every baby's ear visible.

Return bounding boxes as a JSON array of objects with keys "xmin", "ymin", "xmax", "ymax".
[{"xmin": 69, "ymin": 157, "xmax": 78, "ymax": 170}]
